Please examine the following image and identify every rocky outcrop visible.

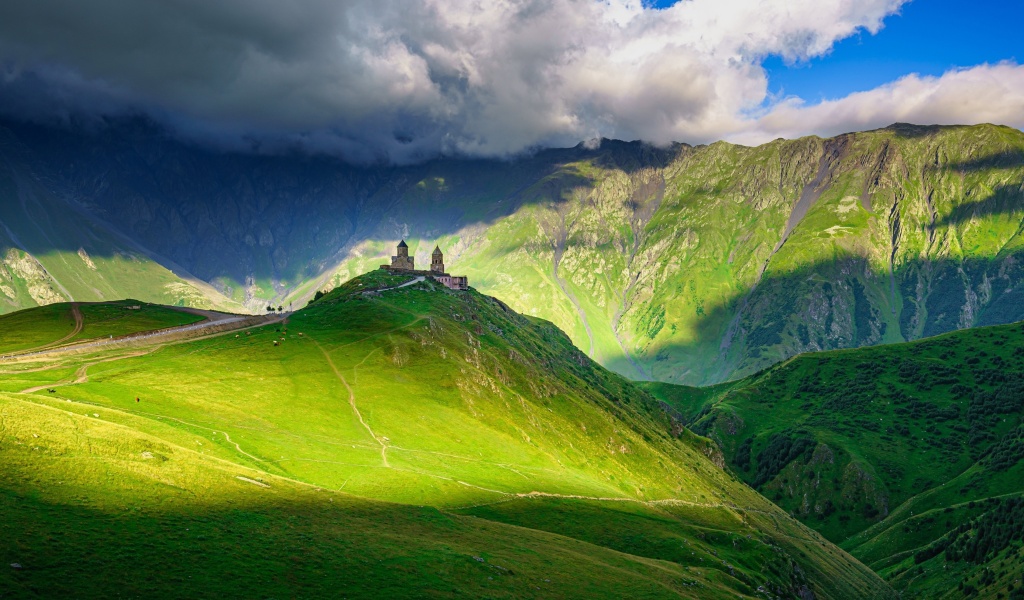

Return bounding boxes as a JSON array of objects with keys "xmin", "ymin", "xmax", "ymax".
[{"xmin": 2, "ymin": 248, "xmax": 66, "ymax": 305}]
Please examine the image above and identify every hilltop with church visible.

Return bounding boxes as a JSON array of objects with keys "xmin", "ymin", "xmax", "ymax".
[{"xmin": 380, "ymin": 240, "xmax": 468, "ymax": 290}]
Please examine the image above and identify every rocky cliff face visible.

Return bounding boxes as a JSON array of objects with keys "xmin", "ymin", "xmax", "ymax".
[{"xmin": 1, "ymin": 118, "xmax": 1022, "ymax": 384}]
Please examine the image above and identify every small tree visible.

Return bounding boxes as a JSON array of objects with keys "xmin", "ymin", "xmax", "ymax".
[{"xmin": 267, "ymin": 305, "xmax": 275, "ymax": 313}]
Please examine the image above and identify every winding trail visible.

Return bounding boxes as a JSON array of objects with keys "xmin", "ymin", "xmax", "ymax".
[
  {"xmin": 312, "ymin": 339, "xmax": 390, "ymax": 468},
  {"xmin": 18, "ymin": 303, "xmax": 84, "ymax": 354},
  {"xmin": 390, "ymin": 276, "xmax": 426, "ymax": 291},
  {"xmin": 51, "ymin": 303, "xmax": 84, "ymax": 347},
  {"xmin": 452, "ymin": 489, "xmax": 773, "ymax": 515},
  {"xmin": 364, "ymin": 276, "xmax": 425, "ymax": 295},
  {"xmin": 4, "ymin": 394, "xmax": 331, "ymax": 497},
  {"xmin": 20, "ymin": 350, "xmax": 152, "ymax": 393},
  {"xmin": 220, "ymin": 431, "xmax": 266, "ymax": 465}
]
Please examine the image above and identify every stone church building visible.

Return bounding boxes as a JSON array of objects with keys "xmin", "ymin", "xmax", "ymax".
[
  {"xmin": 390, "ymin": 239, "xmax": 415, "ymax": 270},
  {"xmin": 381, "ymin": 240, "xmax": 468, "ymax": 290}
]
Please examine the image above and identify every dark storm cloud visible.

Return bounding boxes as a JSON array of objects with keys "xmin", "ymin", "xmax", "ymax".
[{"xmin": 7, "ymin": 0, "xmax": 995, "ymax": 163}]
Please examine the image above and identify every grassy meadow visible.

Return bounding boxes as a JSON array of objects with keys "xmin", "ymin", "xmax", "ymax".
[
  {"xmin": 0, "ymin": 271, "xmax": 892, "ymax": 598},
  {"xmin": 0, "ymin": 300, "xmax": 205, "ymax": 356}
]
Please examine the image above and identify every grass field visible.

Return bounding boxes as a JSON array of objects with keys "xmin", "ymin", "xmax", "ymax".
[
  {"xmin": 0, "ymin": 304, "xmax": 76, "ymax": 353},
  {"xmin": 648, "ymin": 321, "xmax": 1024, "ymax": 598},
  {"xmin": 72, "ymin": 301, "xmax": 206, "ymax": 342},
  {"xmin": 0, "ymin": 300, "xmax": 206, "ymax": 356},
  {"xmin": 0, "ymin": 271, "xmax": 892, "ymax": 599}
]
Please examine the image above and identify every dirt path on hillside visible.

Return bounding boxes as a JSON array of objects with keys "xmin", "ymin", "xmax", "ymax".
[
  {"xmin": 1, "ymin": 313, "xmax": 282, "ymax": 363},
  {"xmin": 166, "ymin": 306, "xmax": 241, "ymax": 322},
  {"xmin": 27, "ymin": 303, "xmax": 84, "ymax": 353},
  {"xmin": 312, "ymin": 339, "xmax": 390, "ymax": 468},
  {"xmin": 364, "ymin": 276, "xmax": 425, "ymax": 295},
  {"xmin": 7, "ymin": 394, "xmax": 297, "ymax": 490},
  {"xmin": 20, "ymin": 349, "xmax": 152, "ymax": 393}
]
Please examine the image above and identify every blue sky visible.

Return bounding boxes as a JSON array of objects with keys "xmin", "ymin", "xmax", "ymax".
[
  {"xmin": 766, "ymin": 0, "xmax": 1022, "ymax": 101},
  {"xmin": 656, "ymin": 0, "xmax": 1023, "ymax": 102}
]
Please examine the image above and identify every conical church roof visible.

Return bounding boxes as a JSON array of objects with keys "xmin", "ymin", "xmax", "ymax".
[
  {"xmin": 432, "ymin": 245, "xmax": 443, "ymax": 255},
  {"xmin": 397, "ymin": 239, "xmax": 408, "ymax": 248}
]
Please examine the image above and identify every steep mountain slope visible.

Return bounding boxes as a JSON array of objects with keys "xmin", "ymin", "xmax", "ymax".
[
  {"xmin": 647, "ymin": 321, "xmax": 1024, "ymax": 598},
  {"xmin": 442, "ymin": 124, "xmax": 1024, "ymax": 385},
  {"xmin": 0, "ymin": 129, "xmax": 243, "ymax": 313},
  {"xmin": 2, "ymin": 118, "xmax": 1023, "ymax": 384},
  {"xmin": 0, "ymin": 271, "xmax": 892, "ymax": 599}
]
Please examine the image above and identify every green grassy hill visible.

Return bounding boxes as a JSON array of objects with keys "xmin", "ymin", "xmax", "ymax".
[
  {"xmin": 647, "ymin": 321, "xmax": 1024, "ymax": 598},
  {"xmin": 0, "ymin": 271, "xmax": 891, "ymax": 598},
  {"xmin": 0, "ymin": 300, "xmax": 205, "ymax": 355}
]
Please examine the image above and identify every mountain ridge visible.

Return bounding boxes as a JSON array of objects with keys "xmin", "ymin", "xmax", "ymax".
[{"xmin": 1, "ymin": 117, "xmax": 1022, "ymax": 384}]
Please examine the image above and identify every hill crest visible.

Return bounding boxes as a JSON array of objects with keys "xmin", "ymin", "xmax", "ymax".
[{"xmin": 0, "ymin": 270, "xmax": 893, "ymax": 598}]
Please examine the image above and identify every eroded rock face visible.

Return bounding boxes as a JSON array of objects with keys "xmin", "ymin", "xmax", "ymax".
[
  {"xmin": 0, "ymin": 261, "xmax": 15, "ymax": 301},
  {"xmin": 2, "ymin": 248, "xmax": 65, "ymax": 305}
]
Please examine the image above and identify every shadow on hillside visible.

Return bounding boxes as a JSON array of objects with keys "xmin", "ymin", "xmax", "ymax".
[
  {"xmin": 1, "ymin": 486, "xmax": 642, "ymax": 598},
  {"xmin": 943, "ymin": 149, "xmax": 1024, "ymax": 173},
  {"xmin": 0, "ymin": 455, "xmax": 887, "ymax": 598},
  {"xmin": 602, "ymin": 250, "xmax": 1024, "ymax": 387},
  {"xmin": 934, "ymin": 183, "xmax": 1024, "ymax": 228},
  {"xmin": 879, "ymin": 123, "xmax": 957, "ymax": 139}
]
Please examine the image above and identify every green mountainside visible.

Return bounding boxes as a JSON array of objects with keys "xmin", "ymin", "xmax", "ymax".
[
  {"xmin": 430, "ymin": 124, "xmax": 1024, "ymax": 386},
  {"xmin": 2, "ymin": 119, "xmax": 1022, "ymax": 384},
  {"xmin": 0, "ymin": 271, "xmax": 891, "ymax": 599},
  {"xmin": 646, "ymin": 321, "xmax": 1024, "ymax": 598}
]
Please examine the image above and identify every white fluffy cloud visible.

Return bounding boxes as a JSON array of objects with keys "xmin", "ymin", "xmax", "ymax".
[
  {"xmin": 0, "ymin": 0, "xmax": 1020, "ymax": 161},
  {"xmin": 743, "ymin": 63, "xmax": 1024, "ymax": 143}
]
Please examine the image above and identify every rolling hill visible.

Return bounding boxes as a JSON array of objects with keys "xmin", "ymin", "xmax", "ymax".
[
  {"xmin": 2, "ymin": 118, "xmax": 1023, "ymax": 384},
  {"xmin": 0, "ymin": 271, "xmax": 892, "ymax": 599},
  {"xmin": 646, "ymin": 320, "xmax": 1024, "ymax": 598}
]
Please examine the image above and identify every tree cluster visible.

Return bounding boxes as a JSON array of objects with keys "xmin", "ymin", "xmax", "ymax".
[
  {"xmin": 753, "ymin": 431, "xmax": 816, "ymax": 487},
  {"xmin": 914, "ymin": 497, "xmax": 1024, "ymax": 565}
]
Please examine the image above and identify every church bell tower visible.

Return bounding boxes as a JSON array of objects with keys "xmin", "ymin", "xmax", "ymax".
[{"xmin": 431, "ymin": 246, "xmax": 445, "ymax": 273}]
